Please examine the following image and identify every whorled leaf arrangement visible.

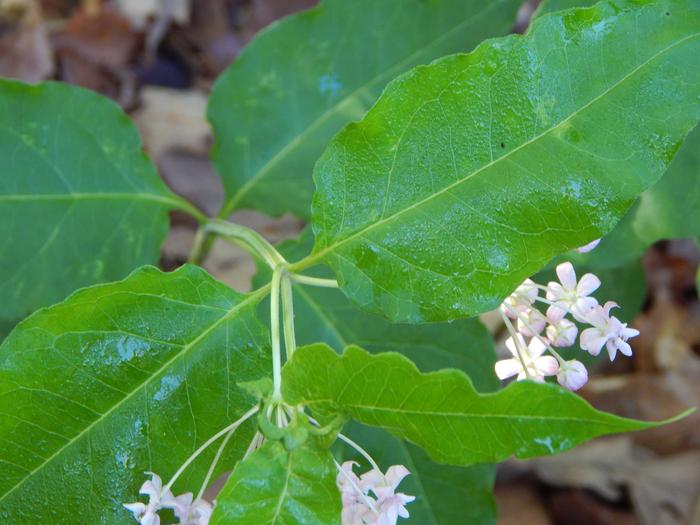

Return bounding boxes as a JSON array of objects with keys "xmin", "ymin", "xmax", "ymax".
[{"xmin": 0, "ymin": 0, "xmax": 698, "ymax": 524}]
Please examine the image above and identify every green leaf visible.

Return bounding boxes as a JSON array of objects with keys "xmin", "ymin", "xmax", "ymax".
[
  {"xmin": 283, "ymin": 344, "xmax": 686, "ymax": 465},
  {"xmin": 211, "ymin": 437, "xmax": 341, "ymax": 525},
  {"xmin": 571, "ymin": 124, "xmax": 700, "ymax": 268},
  {"xmin": 0, "ymin": 265, "xmax": 270, "ymax": 524},
  {"xmin": 302, "ymin": 0, "xmax": 700, "ymax": 322},
  {"xmin": 209, "ymin": 0, "xmax": 523, "ymax": 219},
  {"xmin": 0, "ymin": 80, "xmax": 203, "ymax": 332},
  {"xmin": 339, "ymin": 422, "xmax": 497, "ymax": 525}
]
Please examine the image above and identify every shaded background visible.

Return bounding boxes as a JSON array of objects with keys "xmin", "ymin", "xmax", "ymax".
[{"xmin": 1, "ymin": 0, "xmax": 698, "ymax": 523}]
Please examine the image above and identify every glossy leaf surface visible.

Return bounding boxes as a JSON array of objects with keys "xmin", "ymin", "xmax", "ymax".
[
  {"xmin": 0, "ymin": 265, "xmax": 270, "ymax": 524},
  {"xmin": 535, "ymin": 0, "xmax": 597, "ymax": 17},
  {"xmin": 211, "ymin": 438, "xmax": 341, "ymax": 525},
  {"xmin": 283, "ymin": 344, "xmax": 680, "ymax": 465},
  {"xmin": 0, "ymin": 80, "xmax": 200, "ymax": 331},
  {"xmin": 305, "ymin": 0, "xmax": 700, "ymax": 322},
  {"xmin": 209, "ymin": 0, "xmax": 522, "ymax": 219}
]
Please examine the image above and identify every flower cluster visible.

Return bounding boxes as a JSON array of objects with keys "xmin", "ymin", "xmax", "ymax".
[
  {"xmin": 123, "ymin": 472, "xmax": 213, "ymax": 525},
  {"xmin": 337, "ymin": 461, "xmax": 415, "ymax": 525},
  {"xmin": 496, "ymin": 258, "xmax": 639, "ymax": 391}
]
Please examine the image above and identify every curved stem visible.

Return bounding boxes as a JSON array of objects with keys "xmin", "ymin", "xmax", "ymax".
[
  {"xmin": 191, "ymin": 218, "xmax": 287, "ymax": 268},
  {"xmin": 271, "ymin": 266, "xmax": 284, "ymax": 401},
  {"xmin": 164, "ymin": 405, "xmax": 259, "ymax": 492},
  {"xmin": 336, "ymin": 432, "xmax": 382, "ymax": 474},
  {"xmin": 289, "ymin": 274, "xmax": 339, "ymax": 288}
]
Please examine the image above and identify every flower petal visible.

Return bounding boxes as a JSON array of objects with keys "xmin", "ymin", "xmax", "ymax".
[
  {"xmin": 580, "ymin": 328, "xmax": 607, "ymax": 356},
  {"xmin": 534, "ymin": 356, "xmax": 559, "ymax": 376},
  {"xmin": 577, "ymin": 273, "xmax": 601, "ymax": 296},
  {"xmin": 385, "ymin": 465, "xmax": 410, "ymax": 489},
  {"xmin": 495, "ymin": 358, "xmax": 522, "ymax": 380},
  {"xmin": 556, "ymin": 262, "xmax": 577, "ymax": 290}
]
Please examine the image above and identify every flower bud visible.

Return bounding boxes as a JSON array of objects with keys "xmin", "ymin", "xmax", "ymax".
[{"xmin": 556, "ymin": 360, "xmax": 588, "ymax": 391}]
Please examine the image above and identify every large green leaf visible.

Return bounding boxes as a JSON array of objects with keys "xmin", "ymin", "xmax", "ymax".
[
  {"xmin": 0, "ymin": 265, "xmax": 270, "ymax": 523},
  {"xmin": 209, "ymin": 0, "xmax": 523, "ymax": 219},
  {"xmin": 260, "ymin": 230, "xmax": 498, "ymax": 523},
  {"xmin": 300, "ymin": 0, "xmax": 700, "ymax": 323},
  {"xmin": 211, "ymin": 437, "xmax": 341, "ymax": 525},
  {"xmin": 283, "ymin": 344, "xmax": 686, "ymax": 465},
  {"xmin": 0, "ymin": 80, "xmax": 204, "ymax": 332}
]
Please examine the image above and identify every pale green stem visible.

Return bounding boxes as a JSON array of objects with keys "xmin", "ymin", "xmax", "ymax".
[
  {"xmin": 281, "ymin": 273, "xmax": 297, "ymax": 360},
  {"xmin": 336, "ymin": 432, "xmax": 382, "ymax": 474},
  {"xmin": 506, "ymin": 304, "xmax": 566, "ymax": 365},
  {"xmin": 289, "ymin": 274, "xmax": 339, "ymax": 288},
  {"xmin": 243, "ymin": 431, "xmax": 263, "ymax": 460},
  {"xmin": 164, "ymin": 405, "xmax": 258, "ymax": 492},
  {"xmin": 196, "ymin": 425, "xmax": 236, "ymax": 500},
  {"xmin": 192, "ymin": 218, "xmax": 286, "ymax": 268},
  {"xmin": 499, "ymin": 309, "xmax": 533, "ymax": 380},
  {"xmin": 271, "ymin": 266, "xmax": 284, "ymax": 402}
]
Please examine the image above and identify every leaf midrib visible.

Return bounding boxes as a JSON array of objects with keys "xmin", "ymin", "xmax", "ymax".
[
  {"xmin": 300, "ymin": 398, "xmax": 644, "ymax": 427},
  {"xmin": 218, "ymin": 0, "xmax": 513, "ymax": 217},
  {"xmin": 293, "ymin": 31, "xmax": 700, "ymax": 272},
  {"xmin": 0, "ymin": 283, "xmax": 271, "ymax": 505}
]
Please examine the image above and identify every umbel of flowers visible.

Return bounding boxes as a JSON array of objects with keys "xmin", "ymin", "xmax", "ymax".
[{"xmin": 496, "ymin": 255, "xmax": 640, "ymax": 391}]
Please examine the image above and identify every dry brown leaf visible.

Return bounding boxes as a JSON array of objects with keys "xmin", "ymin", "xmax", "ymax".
[{"xmin": 0, "ymin": 0, "xmax": 53, "ymax": 83}]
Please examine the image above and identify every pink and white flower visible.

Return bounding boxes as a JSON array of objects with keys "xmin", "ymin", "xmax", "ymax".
[
  {"xmin": 545, "ymin": 305, "xmax": 578, "ymax": 347},
  {"xmin": 546, "ymin": 262, "xmax": 601, "ymax": 321},
  {"xmin": 580, "ymin": 301, "xmax": 640, "ymax": 360},
  {"xmin": 556, "ymin": 360, "xmax": 588, "ymax": 391},
  {"xmin": 501, "ymin": 279, "xmax": 538, "ymax": 319},
  {"xmin": 495, "ymin": 335, "xmax": 559, "ymax": 383}
]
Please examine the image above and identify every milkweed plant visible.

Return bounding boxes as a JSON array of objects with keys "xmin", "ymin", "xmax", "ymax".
[{"xmin": 0, "ymin": 0, "xmax": 698, "ymax": 524}]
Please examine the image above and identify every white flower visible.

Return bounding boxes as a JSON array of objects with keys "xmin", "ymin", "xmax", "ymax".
[
  {"xmin": 546, "ymin": 262, "xmax": 600, "ymax": 321},
  {"xmin": 124, "ymin": 472, "xmax": 179, "ymax": 525},
  {"xmin": 361, "ymin": 466, "xmax": 415, "ymax": 525},
  {"xmin": 501, "ymin": 279, "xmax": 538, "ymax": 319},
  {"xmin": 576, "ymin": 238, "xmax": 601, "ymax": 253},
  {"xmin": 545, "ymin": 305, "xmax": 578, "ymax": 347},
  {"xmin": 176, "ymin": 497, "xmax": 213, "ymax": 525},
  {"xmin": 556, "ymin": 360, "xmax": 588, "ymax": 391},
  {"xmin": 495, "ymin": 335, "xmax": 559, "ymax": 383},
  {"xmin": 516, "ymin": 307, "xmax": 547, "ymax": 337},
  {"xmin": 580, "ymin": 301, "xmax": 640, "ymax": 360},
  {"xmin": 337, "ymin": 462, "xmax": 415, "ymax": 525}
]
